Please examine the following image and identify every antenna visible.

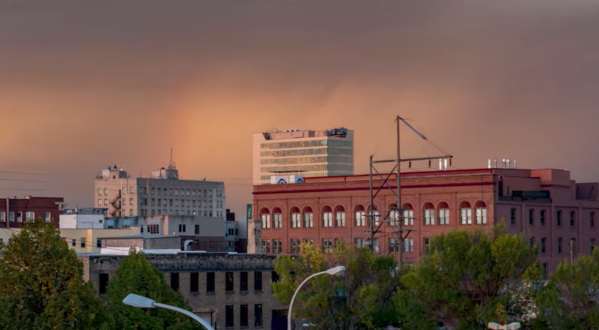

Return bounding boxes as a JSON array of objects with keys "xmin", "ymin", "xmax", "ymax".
[{"xmin": 169, "ymin": 148, "xmax": 173, "ymax": 169}]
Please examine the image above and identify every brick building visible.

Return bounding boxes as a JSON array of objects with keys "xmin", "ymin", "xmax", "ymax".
[
  {"xmin": 252, "ymin": 168, "xmax": 599, "ymax": 274},
  {"xmin": 0, "ymin": 196, "xmax": 64, "ymax": 228},
  {"xmin": 79, "ymin": 252, "xmax": 291, "ymax": 330}
]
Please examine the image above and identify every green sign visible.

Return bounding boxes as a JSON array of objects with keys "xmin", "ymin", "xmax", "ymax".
[{"xmin": 246, "ymin": 204, "xmax": 253, "ymax": 220}]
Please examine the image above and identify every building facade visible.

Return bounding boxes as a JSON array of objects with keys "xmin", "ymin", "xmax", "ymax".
[
  {"xmin": 0, "ymin": 196, "xmax": 64, "ymax": 229},
  {"xmin": 80, "ymin": 253, "xmax": 291, "ymax": 330},
  {"xmin": 94, "ymin": 164, "xmax": 226, "ymax": 219},
  {"xmin": 252, "ymin": 127, "xmax": 354, "ymax": 185},
  {"xmin": 252, "ymin": 168, "xmax": 599, "ymax": 275},
  {"xmin": 60, "ymin": 227, "xmax": 141, "ymax": 253}
]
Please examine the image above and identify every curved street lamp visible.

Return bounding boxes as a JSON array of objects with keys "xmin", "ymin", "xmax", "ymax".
[
  {"xmin": 488, "ymin": 322, "xmax": 521, "ymax": 330},
  {"xmin": 123, "ymin": 293, "xmax": 215, "ymax": 330},
  {"xmin": 287, "ymin": 266, "xmax": 346, "ymax": 330}
]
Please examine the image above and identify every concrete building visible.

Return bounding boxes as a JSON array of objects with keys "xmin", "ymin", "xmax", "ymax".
[
  {"xmin": 60, "ymin": 207, "xmax": 108, "ymax": 229},
  {"xmin": 252, "ymin": 168, "xmax": 599, "ymax": 275},
  {"xmin": 79, "ymin": 252, "xmax": 291, "ymax": 330},
  {"xmin": 94, "ymin": 164, "xmax": 226, "ymax": 219},
  {"xmin": 1, "ymin": 196, "xmax": 64, "ymax": 229},
  {"xmin": 0, "ymin": 228, "xmax": 20, "ymax": 250},
  {"xmin": 60, "ymin": 227, "xmax": 141, "ymax": 253},
  {"xmin": 252, "ymin": 127, "xmax": 354, "ymax": 185}
]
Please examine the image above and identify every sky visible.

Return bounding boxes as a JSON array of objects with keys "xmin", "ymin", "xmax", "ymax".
[{"xmin": 1, "ymin": 0, "xmax": 599, "ymax": 218}]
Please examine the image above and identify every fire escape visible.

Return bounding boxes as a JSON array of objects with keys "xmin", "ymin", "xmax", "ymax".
[{"xmin": 109, "ymin": 191, "xmax": 122, "ymax": 217}]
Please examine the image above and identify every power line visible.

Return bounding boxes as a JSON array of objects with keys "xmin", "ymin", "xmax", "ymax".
[
  {"xmin": 0, "ymin": 170, "xmax": 45, "ymax": 176},
  {"xmin": 0, "ymin": 178, "xmax": 46, "ymax": 183},
  {"xmin": 0, "ymin": 188, "xmax": 46, "ymax": 191}
]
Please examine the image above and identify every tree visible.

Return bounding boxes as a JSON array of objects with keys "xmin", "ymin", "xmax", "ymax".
[
  {"xmin": 402, "ymin": 222, "xmax": 540, "ymax": 329},
  {"xmin": 0, "ymin": 219, "xmax": 108, "ymax": 330},
  {"xmin": 104, "ymin": 249, "xmax": 202, "ymax": 330},
  {"xmin": 272, "ymin": 242, "xmax": 408, "ymax": 330},
  {"xmin": 534, "ymin": 248, "xmax": 599, "ymax": 329}
]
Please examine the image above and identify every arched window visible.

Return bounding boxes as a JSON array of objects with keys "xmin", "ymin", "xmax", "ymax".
[
  {"xmin": 260, "ymin": 208, "xmax": 271, "ymax": 229},
  {"xmin": 438, "ymin": 202, "xmax": 449, "ymax": 225},
  {"xmin": 403, "ymin": 204, "xmax": 414, "ymax": 226},
  {"xmin": 354, "ymin": 205, "xmax": 366, "ymax": 227},
  {"xmin": 460, "ymin": 202, "xmax": 472, "ymax": 225},
  {"xmin": 368, "ymin": 205, "xmax": 381, "ymax": 226},
  {"xmin": 334, "ymin": 206, "xmax": 346, "ymax": 227},
  {"xmin": 303, "ymin": 207, "xmax": 313, "ymax": 228},
  {"xmin": 475, "ymin": 201, "xmax": 487, "ymax": 225},
  {"xmin": 322, "ymin": 206, "xmax": 333, "ymax": 227},
  {"xmin": 388, "ymin": 204, "xmax": 399, "ymax": 226},
  {"xmin": 423, "ymin": 203, "xmax": 435, "ymax": 225},
  {"xmin": 290, "ymin": 207, "xmax": 301, "ymax": 228},
  {"xmin": 272, "ymin": 208, "xmax": 282, "ymax": 228}
]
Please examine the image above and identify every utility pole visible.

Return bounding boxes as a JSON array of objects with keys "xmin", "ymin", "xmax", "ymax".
[
  {"xmin": 369, "ymin": 155, "xmax": 374, "ymax": 252},
  {"xmin": 396, "ymin": 116, "xmax": 402, "ymax": 268}
]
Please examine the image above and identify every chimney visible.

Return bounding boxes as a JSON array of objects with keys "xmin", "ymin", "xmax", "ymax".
[
  {"xmin": 502, "ymin": 159, "xmax": 506, "ymax": 169},
  {"xmin": 506, "ymin": 159, "xmax": 511, "ymax": 169},
  {"xmin": 488, "ymin": 159, "xmax": 491, "ymax": 169},
  {"xmin": 513, "ymin": 160, "xmax": 517, "ymax": 169}
]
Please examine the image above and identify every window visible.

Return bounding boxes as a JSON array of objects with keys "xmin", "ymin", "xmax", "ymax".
[
  {"xmin": 104, "ymin": 188, "xmax": 108, "ymax": 195},
  {"xmin": 355, "ymin": 238, "xmax": 366, "ymax": 248},
  {"xmin": 591, "ymin": 212, "xmax": 595, "ymax": 228},
  {"xmin": 510, "ymin": 208, "xmax": 516, "ymax": 225},
  {"xmin": 557, "ymin": 237, "xmax": 563, "ymax": 254},
  {"xmin": 16, "ymin": 212, "xmax": 22, "ymax": 223},
  {"xmin": 262, "ymin": 240, "xmax": 270, "ymax": 253},
  {"xmin": 129, "ymin": 209, "xmax": 133, "ymax": 216},
  {"xmin": 438, "ymin": 202, "xmax": 449, "ymax": 225},
  {"xmin": 148, "ymin": 224, "xmax": 160, "ymax": 234},
  {"xmin": 273, "ymin": 239, "xmax": 282, "ymax": 254},
  {"xmin": 570, "ymin": 211, "xmax": 575, "ymax": 227},
  {"xmin": 97, "ymin": 188, "xmax": 102, "ymax": 196},
  {"xmin": 322, "ymin": 206, "xmax": 333, "ymax": 227},
  {"xmin": 387, "ymin": 204, "xmax": 399, "ymax": 226},
  {"xmin": 334, "ymin": 238, "xmax": 345, "ymax": 249},
  {"xmin": 130, "ymin": 187, "xmax": 134, "ymax": 193},
  {"xmin": 290, "ymin": 239, "xmax": 300, "ymax": 253},
  {"xmin": 543, "ymin": 263, "xmax": 548, "ymax": 279},
  {"xmin": 122, "ymin": 187, "xmax": 126, "ymax": 195},
  {"xmin": 129, "ymin": 198, "xmax": 133, "ymax": 205},
  {"xmin": 240, "ymin": 272, "xmax": 248, "ymax": 292},
  {"xmin": 335, "ymin": 206, "xmax": 346, "ymax": 227},
  {"xmin": 207, "ymin": 272, "xmax": 215, "ymax": 293},
  {"xmin": 171, "ymin": 273, "xmax": 179, "ymax": 291},
  {"xmin": 529, "ymin": 209, "xmax": 535, "ymax": 225},
  {"xmin": 254, "ymin": 304, "xmax": 263, "ymax": 327},
  {"xmin": 475, "ymin": 201, "xmax": 487, "ymax": 225},
  {"xmin": 240, "ymin": 305, "xmax": 249, "ymax": 327},
  {"xmin": 303, "ymin": 239, "xmax": 314, "ymax": 246},
  {"xmin": 226, "ymin": 305, "xmax": 234, "ymax": 328},
  {"xmin": 260, "ymin": 208, "xmax": 271, "ymax": 229},
  {"xmin": 9, "ymin": 212, "xmax": 14, "ymax": 222},
  {"xmin": 178, "ymin": 224, "xmax": 186, "ymax": 232},
  {"xmin": 0, "ymin": 212, "xmax": 5, "ymax": 222},
  {"xmin": 541, "ymin": 238, "xmax": 546, "ymax": 253},
  {"xmin": 190, "ymin": 273, "xmax": 199, "ymax": 293},
  {"xmin": 104, "ymin": 199, "xmax": 108, "ymax": 206},
  {"xmin": 530, "ymin": 237, "xmax": 535, "ymax": 248},
  {"xmin": 99, "ymin": 274, "xmax": 109, "ymax": 294},
  {"xmin": 461, "ymin": 202, "xmax": 472, "ymax": 225},
  {"xmin": 423, "ymin": 237, "xmax": 431, "ymax": 253},
  {"xmin": 303, "ymin": 207, "xmax": 314, "ymax": 228},
  {"xmin": 540, "ymin": 210, "xmax": 546, "ymax": 226},
  {"xmin": 224, "ymin": 272, "xmax": 234, "ymax": 292},
  {"xmin": 273, "ymin": 208, "xmax": 282, "ymax": 228},
  {"xmin": 254, "ymin": 271, "xmax": 263, "ymax": 291},
  {"xmin": 98, "ymin": 199, "xmax": 102, "ymax": 206},
  {"xmin": 403, "ymin": 238, "xmax": 414, "ymax": 253},
  {"xmin": 322, "ymin": 238, "xmax": 333, "ymax": 253},
  {"xmin": 389, "ymin": 238, "xmax": 399, "ymax": 252},
  {"xmin": 81, "ymin": 238, "xmax": 85, "ymax": 248},
  {"xmin": 423, "ymin": 203, "xmax": 435, "ymax": 225},
  {"xmin": 290, "ymin": 207, "xmax": 301, "ymax": 228},
  {"xmin": 72, "ymin": 239, "xmax": 76, "ymax": 247},
  {"xmin": 355, "ymin": 205, "xmax": 366, "ymax": 226},
  {"xmin": 557, "ymin": 210, "xmax": 562, "ymax": 226},
  {"xmin": 97, "ymin": 238, "xmax": 102, "ymax": 248},
  {"xmin": 403, "ymin": 204, "xmax": 414, "ymax": 226},
  {"xmin": 0, "ymin": 238, "xmax": 3, "ymax": 246}
]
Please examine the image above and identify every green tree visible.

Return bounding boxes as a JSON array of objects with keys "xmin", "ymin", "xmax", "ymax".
[
  {"xmin": 272, "ymin": 242, "xmax": 412, "ymax": 330},
  {"xmin": 534, "ymin": 248, "xmax": 599, "ymax": 329},
  {"xmin": 402, "ymin": 222, "xmax": 540, "ymax": 329},
  {"xmin": 104, "ymin": 249, "xmax": 202, "ymax": 330},
  {"xmin": 0, "ymin": 219, "xmax": 107, "ymax": 330}
]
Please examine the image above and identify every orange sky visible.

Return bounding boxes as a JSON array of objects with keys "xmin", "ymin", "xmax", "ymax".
[{"xmin": 2, "ymin": 0, "xmax": 599, "ymax": 217}]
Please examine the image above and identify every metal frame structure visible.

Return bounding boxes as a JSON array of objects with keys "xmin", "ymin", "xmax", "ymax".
[{"xmin": 368, "ymin": 116, "xmax": 453, "ymax": 270}]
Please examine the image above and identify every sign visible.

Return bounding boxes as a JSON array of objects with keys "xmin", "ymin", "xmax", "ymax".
[
  {"xmin": 246, "ymin": 204, "xmax": 253, "ymax": 220},
  {"xmin": 277, "ymin": 178, "xmax": 287, "ymax": 184}
]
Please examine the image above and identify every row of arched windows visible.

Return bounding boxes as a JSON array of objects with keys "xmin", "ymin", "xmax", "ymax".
[{"xmin": 259, "ymin": 201, "xmax": 488, "ymax": 229}]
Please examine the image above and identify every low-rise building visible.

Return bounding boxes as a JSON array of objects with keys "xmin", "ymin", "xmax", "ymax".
[
  {"xmin": 60, "ymin": 227, "xmax": 141, "ymax": 253},
  {"xmin": 1, "ymin": 196, "xmax": 64, "ymax": 228},
  {"xmin": 60, "ymin": 207, "xmax": 108, "ymax": 229}
]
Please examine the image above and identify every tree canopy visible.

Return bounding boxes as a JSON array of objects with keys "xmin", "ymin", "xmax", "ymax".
[
  {"xmin": 104, "ymin": 249, "xmax": 202, "ymax": 330},
  {"xmin": 0, "ymin": 219, "xmax": 107, "ymax": 330}
]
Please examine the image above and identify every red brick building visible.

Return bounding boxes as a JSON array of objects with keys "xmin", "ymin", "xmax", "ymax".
[
  {"xmin": 0, "ymin": 196, "xmax": 64, "ymax": 228},
  {"xmin": 253, "ymin": 168, "xmax": 599, "ymax": 274}
]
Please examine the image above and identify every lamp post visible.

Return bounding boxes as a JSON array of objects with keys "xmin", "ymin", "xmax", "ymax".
[
  {"xmin": 287, "ymin": 266, "xmax": 346, "ymax": 330},
  {"xmin": 123, "ymin": 293, "xmax": 215, "ymax": 330},
  {"xmin": 488, "ymin": 322, "xmax": 521, "ymax": 330}
]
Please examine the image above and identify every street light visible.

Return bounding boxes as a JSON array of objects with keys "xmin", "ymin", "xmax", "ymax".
[
  {"xmin": 287, "ymin": 266, "xmax": 346, "ymax": 330},
  {"xmin": 488, "ymin": 322, "xmax": 521, "ymax": 330},
  {"xmin": 123, "ymin": 293, "xmax": 215, "ymax": 330}
]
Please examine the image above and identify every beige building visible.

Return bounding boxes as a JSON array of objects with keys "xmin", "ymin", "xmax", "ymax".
[
  {"xmin": 252, "ymin": 127, "xmax": 354, "ymax": 185},
  {"xmin": 60, "ymin": 227, "xmax": 141, "ymax": 253},
  {"xmin": 94, "ymin": 164, "xmax": 225, "ymax": 219},
  {"xmin": 0, "ymin": 228, "xmax": 20, "ymax": 250}
]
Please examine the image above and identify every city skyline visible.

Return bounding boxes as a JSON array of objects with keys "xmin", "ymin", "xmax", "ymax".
[{"xmin": 2, "ymin": 0, "xmax": 599, "ymax": 217}]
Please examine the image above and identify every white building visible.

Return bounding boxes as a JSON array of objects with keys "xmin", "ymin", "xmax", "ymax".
[
  {"xmin": 60, "ymin": 208, "xmax": 107, "ymax": 229},
  {"xmin": 94, "ymin": 164, "xmax": 226, "ymax": 219},
  {"xmin": 252, "ymin": 127, "xmax": 354, "ymax": 185}
]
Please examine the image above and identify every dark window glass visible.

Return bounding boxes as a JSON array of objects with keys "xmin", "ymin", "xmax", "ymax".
[
  {"xmin": 540, "ymin": 210, "xmax": 546, "ymax": 226},
  {"xmin": 254, "ymin": 271, "xmax": 262, "ymax": 291},
  {"xmin": 171, "ymin": 273, "xmax": 179, "ymax": 291},
  {"xmin": 272, "ymin": 271, "xmax": 280, "ymax": 283},
  {"xmin": 510, "ymin": 208, "xmax": 516, "ymax": 225},
  {"xmin": 99, "ymin": 274, "xmax": 109, "ymax": 294},
  {"xmin": 97, "ymin": 238, "xmax": 102, "ymax": 248},
  {"xmin": 541, "ymin": 238, "xmax": 546, "ymax": 253},
  {"xmin": 195, "ymin": 224, "xmax": 200, "ymax": 234},
  {"xmin": 570, "ymin": 211, "xmax": 575, "ymax": 227},
  {"xmin": 529, "ymin": 209, "xmax": 534, "ymax": 225},
  {"xmin": 591, "ymin": 212, "xmax": 595, "ymax": 228},
  {"xmin": 226, "ymin": 305, "xmax": 234, "ymax": 327},
  {"xmin": 543, "ymin": 263, "xmax": 548, "ymax": 279},
  {"xmin": 240, "ymin": 272, "xmax": 248, "ymax": 292},
  {"xmin": 190, "ymin": 272, "xmax": 199, "ymax": 293},
  {"xmin": 557, "ymin": 210, "xmax": 562, "ymax": 226},
  {"xmin": 226, "ymin": 272, "xmax": 234, "ymax": 292},
  {"xmin": 255, "ymin": 304, "xmax": 263, "ymax": 327},
  {"xmin": 240, "ymin": 305, "xmax": 248, "ymax": 327},
  {"xmin": 207, "ymin": 272, "xmax": 215, "ymax": 293},
  {"xmin": 558, "ymin": 237, "xmax": 563, "ymax": 254}
]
